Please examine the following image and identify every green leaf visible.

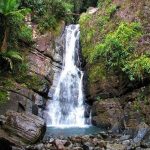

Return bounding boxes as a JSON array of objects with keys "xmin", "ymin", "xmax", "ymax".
[{"xmin": 5, "ymin": 50, "xmax": 23, "ymax": 62}]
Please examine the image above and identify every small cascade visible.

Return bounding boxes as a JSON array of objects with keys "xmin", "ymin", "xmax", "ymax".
[{"xmin": 47, "ymin": 24, "xmax": 89, "ymax": 128}]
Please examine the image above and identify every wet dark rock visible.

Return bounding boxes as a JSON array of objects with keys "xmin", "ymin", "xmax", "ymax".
[
  {"xmin": 64, "ymin": 140, "xmax": 72, "ymax": 147},
  {"xmin": 55, "ymin": 139, "xmax": 66, "ymax": 150},
  {"xmin": 82, "ymin": 142, "xmax": 94, "ymax": 150},
  {"xmin": 92, "ymin": 99, "xmax": 123, "ymax": 130},
  {"xmin": 120, "ymin": 135, "xmax": 131, "ymax": 141},
  {"xmin": 98, "ymin": 131, "xmax": 108, "ymax": 139},
  {"xmin": 141, "ymin": 130, "xmax": 150, "ymax": 148},
  {"xmin": 97, "ymin": 140, "xmax": 107, "ymax": 149},
  {"xmin": 0, "ymin": 111, "xmax": 46, "ymax": 147},
  {"xmin": 133, "ymin": 122, "xmax": 149, "ymax": 144},
  {"xmin": 0, "ymin": 138, "xmax": 13, "ymax": 150},
  {"xmin": 12, "ymin": 146, "xmax": 25, "ymax": 150}
]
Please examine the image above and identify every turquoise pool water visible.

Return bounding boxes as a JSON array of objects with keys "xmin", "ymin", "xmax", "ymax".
[{"xmin": 44, "ymin": 126, "xmax": 102, "ymax": 138}]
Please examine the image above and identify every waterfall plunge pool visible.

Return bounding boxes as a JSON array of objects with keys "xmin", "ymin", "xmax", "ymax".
[{"xmin": 44, "ymin": 126, "xmax": 103, "ymax": 138}]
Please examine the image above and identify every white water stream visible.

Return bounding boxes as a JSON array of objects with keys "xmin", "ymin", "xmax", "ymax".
[{"xmin": 47, "ymin": 25, "xmax": 87, "ymax": 128}]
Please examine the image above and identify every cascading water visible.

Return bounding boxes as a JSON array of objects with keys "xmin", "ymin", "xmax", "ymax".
[{"xmin": 47, "ymin": 24, "xmax": 87, "ymax": 128}]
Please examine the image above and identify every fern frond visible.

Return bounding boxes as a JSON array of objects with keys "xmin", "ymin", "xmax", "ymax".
[{"xmin": 5, "ymin": 50, "xmax": 23, "ymax": 62}]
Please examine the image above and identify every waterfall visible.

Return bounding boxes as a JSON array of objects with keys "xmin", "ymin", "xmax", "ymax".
[{"xmin": 47, "ymin": 24, "xmax": 87, "ymax": 128}]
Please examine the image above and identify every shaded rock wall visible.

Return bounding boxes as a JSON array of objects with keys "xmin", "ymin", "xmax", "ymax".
[
  {"xmin": 0, "ymin": 111, "xmax": 46, "ymax": 146},
  {"xmin": 80, "ymin": 0, "xmax": 150, "ymax": 132},
  {"xmin": 80, "ymin": 0, "xmax": 150, "ymax": 102},
  {"xmin": 0, "ymin": 17, "xmax": 65, "ymax": 118},
  {"xmin": 91, "ymin": 85, "xmax": 150, "ymax": 133}
]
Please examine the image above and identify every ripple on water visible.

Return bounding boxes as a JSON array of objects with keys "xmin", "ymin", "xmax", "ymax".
[{"xmin": 44, "ymin": 126, "xmax": 103, "ymax": 138}]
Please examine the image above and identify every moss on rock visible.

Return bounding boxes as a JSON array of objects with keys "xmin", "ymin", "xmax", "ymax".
[{"xmin": 79, "ymin": 0, "xmax": 150, "ymax": 85}]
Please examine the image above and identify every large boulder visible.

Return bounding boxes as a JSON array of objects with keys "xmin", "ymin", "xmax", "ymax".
[
  {"xmin": 92, "ymin": 99, "xmax": 123, "ymax": 131},
  {"xmin": 0, "ymin": 111, "xmax": 46, "ymax": 147},
  {"xmin": 121, "ymin": 86, "xmax": 150, "ymax": 135},
  {"xmin": 0, "ymin": 84, "xmax": 46, "ymax": 117}
]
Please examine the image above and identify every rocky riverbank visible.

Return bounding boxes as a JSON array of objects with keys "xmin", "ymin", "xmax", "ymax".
[{"xmin": 18, "ymin": 125, "xmax": 150, "ymax": 150}]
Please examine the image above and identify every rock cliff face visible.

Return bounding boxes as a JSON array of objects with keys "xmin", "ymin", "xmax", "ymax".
[
  {"xmin": 80, "ymin": 0, "xmax": 150, "ymax": 132},
  {"xmin": 0, "ymin": 16, "xmax": 65, "ymax": 149},
  {"xmin": 0, "ymin": 18, "xmax": 65, "ymax": 118},
  {"xmin": 81, "ymin": 0, "xmax": 150, "ymax": 102}
]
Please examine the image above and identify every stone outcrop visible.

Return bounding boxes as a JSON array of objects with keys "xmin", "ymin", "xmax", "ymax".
[
  {"xmin": 0, "ymin": 14, "xmax": 65, "ymax": 149},
  {"xmin": 80, "ymin": 0, "xmax": 150, "ymax": 135},
  {"xmin": 0, "ymin": 111, "xmax": 46, "ymax": 147},
  {"xmin": 0, "ymin": 84, "xmax": 45, "ymax": 117},
  {"xmin": 92, "ymin": 99, "xmax": 123, "ymax": 131},
  {"xmin": 84, "ymin": 0, "xmax": 150, "ymax": 102},
  {"xmin": 91, "ymin": 85, "xmax": 150, "ymax": 135},
  {"xmin": 0, "ymin": 18, "xmax": 65, "ymax": 118}
]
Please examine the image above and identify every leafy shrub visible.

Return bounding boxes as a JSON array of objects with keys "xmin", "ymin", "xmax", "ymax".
[
  {"xmin": 91, "ymin": 22, "xmax": 142, "ymax": 68},
  {"xmin": 123, "ymin": 55, "xmax": 150, "ymax": 80},
  {"xmin": 18, "ymin": 25, "xmax": 32, "ymax": 43},
  {"xmin": 89, "ymin": 64, "xmax": 106, "ymax": 82},
  {"xmin": 79, "ymin": 13, "xmax": 92, "ymax": 25},
  {"xmin": 79, "ymin": 3, "xmax": 118, "ymax": 62},
  {"xmin": 97, "ymin": 0, "xmax": 112, "ymax": 8},
  {"xmin": 21, "ymin": 0, "xmax": 74, "ymax": 32},
  {"xmin": 89, "ymin": 22, "xmax": 147, "ymax": 80},
  {"xmin": 38, "ymin": 15, "xmax": 57, "ymax": 32},
  {"xmin": 0, "ymin": 50, "xmax": 23, "ymax": 72},
  {"xmin": 0, "ymin": 90, "xmax": 9, "ymax": 103},
  {"xmin": 106, "ymin": 4, "xmax": 117, "ymax": 17}
]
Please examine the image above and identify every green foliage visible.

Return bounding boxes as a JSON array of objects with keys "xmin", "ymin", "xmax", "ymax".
[
  {"xmin": 5, "ymin": 50, "xmax": 23, "ymax": 61},
  {"xmin": 38, "ymin": 15, "xmax": 57, "ymax": 32},
  {"xmin": 97, "ymin": 0, "xmax": 112, "ymax": 8},
  {"xmin": 0, "ymin": 0, "xmax": 32, "ymax": 75},
  {"xmin": 21, "ymin": 0, "xmax": 74, "ymax": 32},
  {"xmin": 7, "ymin": 8, "xmax": 32, "ymax": 45},
  {"xmin": 0, "ymin": 90, "xmax": 9, "ymax": 103},
  {"xmin": 106, "ymin": 4, "xmax": 117, "ymax": 16},
  {"xmin": 89, "ymin": 64, "xmax": 106, "ymax": 82},
  {"xmin": 0, "ymin": 0, "xmax": 20, "ymax": 15},
  {"xmin": 95, "ymin": 96, "xmax": 102, "ymax": 101},
  {"xmin": 79, "ymin": 3, "xmax": 118, "ymax": 61},
  {"xmin": 79, "ymin": 13, "xmax": 95, "ymax": 59},
  {"xmin": 79, "ymin": 13, "xmax": 92, "ymax": 25},
  {"xmin": 0, "ymin": 77, "xmax": 15, "ymax": 89},
  {"xmin": 79, "ymin": 0, "xmax": 149, "ymax": 82},
  {"xmin": 79, "ymin": 13, "xmax": 93, "ymax": 44},
  {"xmin": 91, "ymin": 22, "xmax": 142, "ymax": 77},
  {"xmin": 0, "ymin": 50, "xmax": 23, "ymax": 72},
  {"xmin": 0, "ymin": 0, "xmax": 32, "ymax": 49},
  {"xmin": 15, "ymin": 72, "xmax": 46, "ymax": 91},
  {"xmin": 18, "ymin": 25, "xmax": 32, "ymax": 43},
  {"xmin": 133, "ymin": 100, "xmax": 141, "ymax": 111},
  {"xmin": 123, "ymin": 55, "xmax": 150, "ymax": 80}
]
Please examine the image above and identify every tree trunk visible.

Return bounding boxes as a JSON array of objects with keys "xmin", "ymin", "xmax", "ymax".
[{"xmin": 1, "ymin": 27, "xmax": 9, "ymax": 52}]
